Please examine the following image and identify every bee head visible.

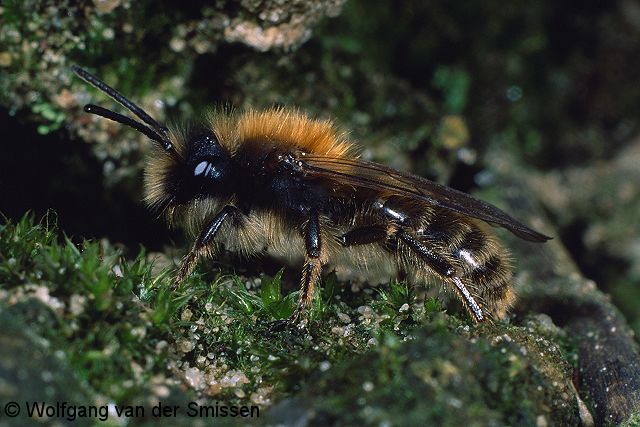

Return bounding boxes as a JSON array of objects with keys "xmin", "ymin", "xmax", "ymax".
[
  {"xmin": 71, "ymin": 66, "xmax": 235, "ymax": 222},
  {"xmin": 182, "ymin": 131, "xmax": 234, "ymax": 194},
  {"xmin": 146, "ymin": 128, "xmax": 234, "ymax": 210}
]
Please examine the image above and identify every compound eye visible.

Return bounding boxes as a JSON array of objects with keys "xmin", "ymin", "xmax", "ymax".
[
  {"xmin": 194, "ymin": 160, "xmax": 209, "ymax": 176},
  {"xmin": 193, "ymin": 159, "xmax": 224, "ymax": 179}
]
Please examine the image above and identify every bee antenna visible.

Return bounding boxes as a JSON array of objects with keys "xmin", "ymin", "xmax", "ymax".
[
  {"xmin": 72, "ymin": 65, "xmax": 174, "ymax": 151},
  {"xmin": 83, "ymin": 104, "xmax": 169, "ymax": 148}
]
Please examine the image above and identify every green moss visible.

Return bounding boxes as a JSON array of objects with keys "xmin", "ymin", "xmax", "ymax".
[
  {"xmin": 0, "ymin": 213, "xmax": 450, "ymax": 410},
  {"xmin": 267, "ymin": 318, "xmax": 579, "ymax": 426},
  {"xmin": 619, "ymin": 412, "xmax": 640, "ymax": 427},
  {"xmin": 0, "ymin": 213, "xmax": 182, "ymax": 403},
  {"xmin": 0, "ymin": 213, "xmax": 583, "ymax": 424}
]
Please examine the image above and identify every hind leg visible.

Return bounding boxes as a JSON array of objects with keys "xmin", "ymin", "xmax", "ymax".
[
  {"xmin": 339, "ymin": 224, "xmax": 486, "ymax": 322},
  {"xmin": 395, "ymin": 230, "xmax": 486, "ymax": 322}
]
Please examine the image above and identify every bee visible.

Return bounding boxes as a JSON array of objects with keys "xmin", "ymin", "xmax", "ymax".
[{"xmin": 72, "ymin": 66, "xmax": 550, "ymax": 325}]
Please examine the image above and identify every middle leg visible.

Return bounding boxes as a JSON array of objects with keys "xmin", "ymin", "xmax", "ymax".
[{"xmin": 287, "ymin": 209, "xmax": 327, "ymax": 326}]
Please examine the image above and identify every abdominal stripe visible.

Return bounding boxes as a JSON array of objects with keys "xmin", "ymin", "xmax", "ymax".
[
  {"xmin": 465, "ymin": 254, "xmax": 504, "ymax": 287},
  {"xmin": 455, "ymin": 228, "xmax": 487, "ymax": 254}
]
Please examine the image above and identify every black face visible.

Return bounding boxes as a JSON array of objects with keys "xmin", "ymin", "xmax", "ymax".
[{"xmin": 171, "ymin": 131, "xmax": 234, "ymax": 204}]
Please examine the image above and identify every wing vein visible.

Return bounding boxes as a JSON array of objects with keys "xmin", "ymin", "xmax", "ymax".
[{"xmin": 299, "ymin": 155, "xmax": 551, "ymax": 242}]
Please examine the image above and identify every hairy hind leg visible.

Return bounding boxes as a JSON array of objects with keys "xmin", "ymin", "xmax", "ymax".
[
  {"xmin": 339, "ymin": 224, "xmax": 486, "ymax": 322},
  {"xmin": 395, "ymin": 230, "xmax": 486, "ymax": 322}
]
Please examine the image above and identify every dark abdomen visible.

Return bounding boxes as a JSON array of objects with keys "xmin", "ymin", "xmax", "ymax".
[{"xmin": 413, "ymin": 208, "xmax": 515, "ymax": 318}]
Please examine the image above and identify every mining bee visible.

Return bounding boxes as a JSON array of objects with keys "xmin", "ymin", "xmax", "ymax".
[{"xmin": 72, "ymin": 66, "xmax": 550, "ymax": 326}]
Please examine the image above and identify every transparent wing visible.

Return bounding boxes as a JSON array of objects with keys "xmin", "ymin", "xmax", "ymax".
[{"xmin": 299, "ymin": 155, "xmax": 551, "ymax": 242}]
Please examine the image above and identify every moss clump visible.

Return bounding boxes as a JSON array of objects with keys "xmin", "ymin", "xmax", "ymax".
[
  {"xmin": 0, "ymin": 213, "xmax": 583, "ymax": 424},
  {"xmin": 0, "ymin": 213, "xmax": 453, "ymax": 414},
  {"xmin": 0, "ymin": 213, "xmax": 186, "ymax": 404},
  {"xmin": 266, "ymin": 316, "xmax": 580, "ymax": 426}
]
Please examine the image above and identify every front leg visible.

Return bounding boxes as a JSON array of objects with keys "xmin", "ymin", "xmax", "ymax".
[{"xmin": 173, "ymin": 205, "xmax": 240, "ymax": 288}]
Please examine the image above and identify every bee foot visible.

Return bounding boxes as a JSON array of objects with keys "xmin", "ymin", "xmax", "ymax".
[
  {"xmin": 267, "ymin": 319, "xmax": 290, "ymax": 333},
  {"xmin": 267, "ymin": 312, "xmax": 308, "ymax": 333}
]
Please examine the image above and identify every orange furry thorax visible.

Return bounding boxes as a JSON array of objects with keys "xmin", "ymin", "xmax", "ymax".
[
  {"xmin": 144, "ymin": 107, "xmax": 357, "ymax": 228},
  {"xmin": 178, "ymin": 107, "xmax": 355, "ymax": 159}
]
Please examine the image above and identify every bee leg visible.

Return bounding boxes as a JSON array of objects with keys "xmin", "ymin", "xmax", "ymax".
[
  {"xmin": 396, "ymin": 230, "xmax": 486, "ymax": 322},
  {"xmin": 340, "ymin": 225, "xmax": 483, "ymax": 320},
  {"xmin": 173, "ymin": 205, "xmax": 240, "ymax": 289},
  {"xmin": 286, "ymin": 209, "xmax": 325, "ymax": 328},
  {"xmin": 268, "ymin": 256, "xmax": 323, "ymax": 332},
  {"xmin": 339, "ymin": 222, "xmax": 414, "ymax": 275}
]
